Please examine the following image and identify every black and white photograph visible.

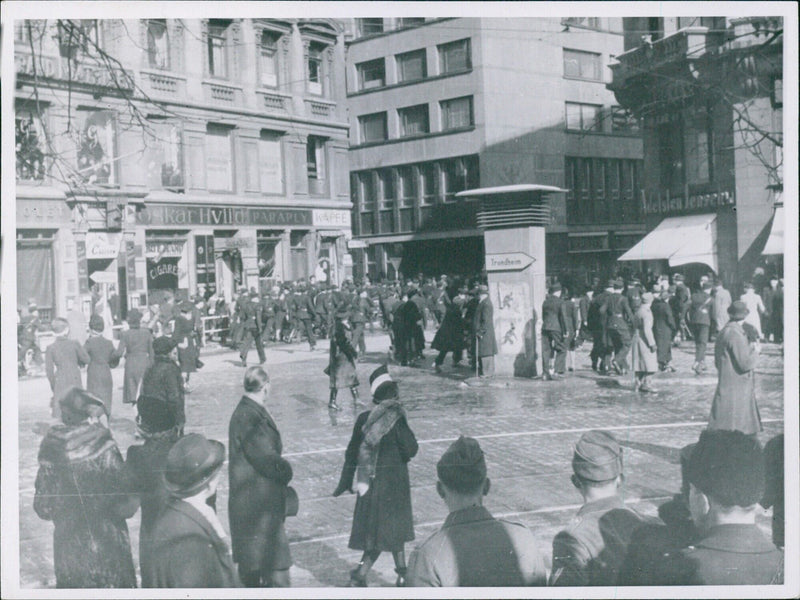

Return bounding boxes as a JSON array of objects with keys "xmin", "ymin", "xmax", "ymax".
[{"xmin": 1, "ymin": 2, "xmax": 797, "ymax": 597}]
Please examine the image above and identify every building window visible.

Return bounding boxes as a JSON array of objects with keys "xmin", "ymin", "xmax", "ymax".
[
  {"xmin": 259, "ymin": 130, "xmax": 283, "ymax": 194},
  {"xmin": 563, "ymin": 49, "xmax": 602, "ymax": 81},
  {"xmin": 16, "ymin": 110, "xmax": 46, "ymax": 181},
  {"xmin": 57, "ymin": 19, "xmax": 101, "ymax": 58},
  {"xmin": 146, "ymin": 19, "xmax": 169, "ymax": 69},
  {"xmin": 357, "ymin": 18, "xmax": 384, "ymax": 37},
  {"xmin": 565, "ymin": 102, "xmax": 601, "ymax": 131},
  {"xmin": 307, "ymin": 42, "xmax": 325, "ymax": 95},
  {"xmin": 442, "ymin": 156, "xmax": 479, "ymax": 202},
  {"xmin": 398, "ymin": 166, "xmax": 416, "ymax": 207},
  {"xmin": 145, "ymin": 118, "xmax": 183, "ymax": 189},
  {"xmin": 207, "ymin": 19, "xmax": 231, "ymax": 79},
  {"xmin": 14, "ymin": 21, "xmax": 30, "ymax": 43},
  {"xmin": 359, "ymin": 172, "xmax": 377, "ymax": 211},
  {"xmin": 379, "ymin": 170, "xmax": 395, "ymax": 210},
  {"xmin": 396, "ymin": 48, "xmax": 427, "ymax": 82},
  {"xmin": 441, "ymin": 96, "xmax": 473, "ymax": 130},
  {"xmin": 398, "ymin": 18, "xmax": 426, "ymax": 29},
  {"xmin": 420, "ymin": 163, "xmax": 436, "ymax": 205},
  {"xmin": 76, "ymin": 109, "xmax": 116, "ymax": 185},
  {"xmin": 610, "ymin": 106, "xmax": 640, "ymax": 132},
  {"xmin": 657, "ymin": 117, "xmax": 683, "ymax": 194},
  {"xmin": 684, "ymin": 111, "xmax": 710, "ymax": 185},
  {"xmin": 398, "ymin": 104, "xmax": 429, "ymax": 137},
  {"xmin": 258, "ymin": 30, "xmax": 280, "ymax": 87},
  {"xmin": 358, "ymin": 112, "xmax": 388, "ymax": 144},
  {"xmin": 565, "ymin": 156, "xmax": 642, "ymax": 225},
  {"xmin": 562, "ymin": 17, "xmax": 601, "ymax": 30},
  {"xmin": 438, "ymin": 38, "xmax": 471, "ymax": 74},
  {"xmin": 771, "ymin": 77, "xmax": 783, "ymax": 108},
  {"xmin": 206, "ymin": 124, "xmax": 233, "ymax": 192},
  {"xmin": 356, "ymin": 58, "xmax": 386, "ymax": 90},
  {"xmin": 307, "ymin": 136, "xmax": 326, "ymax": 195}
]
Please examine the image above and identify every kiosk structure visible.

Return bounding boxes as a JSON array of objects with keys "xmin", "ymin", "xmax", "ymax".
[{"xmin": 456, "ymin": 184, "xmax": 567, "ymax": 377}]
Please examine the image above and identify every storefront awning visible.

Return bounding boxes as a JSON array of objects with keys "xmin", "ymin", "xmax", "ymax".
[
  {"xmin": 618, "ymin": 213, "xmax": 718, "ymax": 272},
  {"xmin": 762, "ymin": 205, "xmax": 784, "ymax": 255}
]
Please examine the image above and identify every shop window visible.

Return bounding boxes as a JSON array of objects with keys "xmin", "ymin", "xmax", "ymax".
[
  {"xmin": 359, "ymin": 112, "xmax": 388, "ymax": 143},
  {"xmin": 357, "ymin": 58, "xmax": 386, "ymax": 90},
  {"xmin": 563, "ymin": 49, "xmax": 602, "ymax": 81},
  {"xmin": 438, "ymin": 38, "xmax": 471, "ymax": 74},
  {"xmin": 146, "ymin": 19, "xmax": 169, "ymax": 70},
  {"xmin": 257, "ymin": 234, "xmax": 279, "ymax": 278},
  {"xmin": 259, "ymin": 130, "xmax": 283, "ymax": 194},
  {"xmin": 440, "ymin": 96, "xmax": 473, "ymax": 130},
  {"xmin": 76, "ymin": 108, "xmax": 116, "ymax": 185},
  {"xmin": 307, "ymin": 42, "xmax": 325, "ymax": 95},
  {"xmin": 565, "ymin": 102, "xmax": 601, "ymax": 132},
  {"xmin": 207, "ymin": 19, "xmax": 231, "ymax": 79},
  {"xmin": 396, "ymin": 48, "xmax": 427, "ymax": 82},
  {"xmin": 16, "ymin": 110, "xmax": 47, "ymax": 181},
  {"xmin": 399, "ymin": 104, "xmax": 429, "ymax": 137},
  {"xmin": 258, "ymin": 29, "xmax": 280, "ymax": 88},
  {"xmin": 206, "ymin": 124, "xmax": 234, "ymax": 192},
  {"xmin": 357, "ymin": 18, "xmax": 384, "ymax": 38},
  {"xmin": 145, "ymin": 118, "xmax": 184, "ymax": 189},
  {"xmin": 290, "ymin": 231, "xmax": 309, "ymax": 280},
  {"xmin": 17, "ymin": 234, "xmax": 55, "ymax": 315}
]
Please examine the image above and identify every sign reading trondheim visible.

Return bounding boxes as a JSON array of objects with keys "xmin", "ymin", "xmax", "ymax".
[{"xmin": 485, "ymin": 252, "xmax": 535, "ymax": 272}]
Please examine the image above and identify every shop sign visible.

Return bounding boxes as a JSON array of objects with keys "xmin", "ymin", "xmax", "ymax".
[
  {"xmin": 568, "ymin": 234, "xmax": 609, "ymax": 253},
  {"xmin": 89, "ymin": 270, "xmax": 118, "ymax": 284},
  {"xmin": 643, "ymin": 189, "xmax": 735, "ymax": 215},
  {"xmin": 485, "ymin": 252, "xmax": 535, "ymax": 272},
  {"xmin": 348, "ymin": 239, "xmax": 368, "ymax": 249},
  {"xmin": 16, "ymin": 199, "xmax": 72, "ymax": 226},
  {"xmin": 137, "ymin": 204, "xmax": 312, "ymax": 227},
  {"xmin": 146, "ymin": 241, "xmax": 185, "ymax": 258},
  {"xmin": 147, "ymin": 257, "xmax": 180, "ymax": 290},
  {"xmin": 312, "ymin": 209, "xmax": 351, "ymax": 229},
  {"xmin": 76, "ymin": 239, "xmax": 89, "ymax": 294},
  {"xmin": 219, "ymin": 237, "xmax": 254, "ymax": 250},
  {"xmin": 85, "ymin": 232, "xmax": 121, "ymax": 259}
]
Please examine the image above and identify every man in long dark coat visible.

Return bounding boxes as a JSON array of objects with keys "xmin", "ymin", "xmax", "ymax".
[
  {"xmin": 541, "ymin": 283, "xmax": 568, "ymax": 380},
  {"xmin": 472, "ymin": 285, "xmax": 497, "ymax": 378},
  {"xmin": 651, "ymin": 289, "xmax": 678, "ymax": 371},
  {"xmin": 688, "ymin": 281, "xmax": 713, "ymax": 374},
  {"xmin": 229, "ymin": 367, "xmax": 293, "ymax": 587},
  {"xmin": 600, "ymin": 279, "xmax": 634, "ymax": 375},
  {"xmin": 239, "ymin": 292, "xmax": 265, "ymax": 367},
  {"xmin": 394, "ymin": 291, "xmax": 423, "ymax": 366},
  {"xmin": 140, "ymin": 336, "xmax": 185, "ymax": 431},
  {"xmin": 431, "ymin": 290, "xmax": 465, "ymax": 372},
  {"xmin": 588, "ymin": 282, "xmax": 611, "ymax": 373}
]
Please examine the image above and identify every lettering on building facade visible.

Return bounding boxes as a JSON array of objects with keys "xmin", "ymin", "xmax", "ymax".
[
  {"xmin": 642, "ymin": 189, "xmax": 735, "ymax": 215},
  {"xmin": 136, "ymin": 204, "xmax": 313, "ymax": 227}
]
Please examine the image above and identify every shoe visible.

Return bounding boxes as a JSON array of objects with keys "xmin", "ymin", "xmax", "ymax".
[
  {"xmin": 639, "ymin": 385, "xmax": 659, "ymax": 394},
  {"xmin": 328, "ymin": 401, "xmax": 340, "ymax": 411},
  {"xmin": 348, "ymin": 568, "xmax": 367, "ymax": 587},
  {"xmin": 611, "ymin": 360, "xmax": 622, "ymax": 375},
  {"xmin": 395, "ymin": 568, "xmax": 407, "ymax": 587},
  {"xmin": 543, "ymin": 372, "xmax": 554, "ymax": 381},
  {"xmin": 434, "ymin": 364, "xmax": 442, "ymax": 373},
  {"xmin": 568, "ymin": 367, "xmax": 574, "ymax": 372}
]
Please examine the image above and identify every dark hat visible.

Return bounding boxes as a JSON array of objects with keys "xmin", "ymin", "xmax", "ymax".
[
  {"xmin": 88, "ymin": 314, "xmax": 105, "ymax": 332},
  {"xmin": 59, "ymin": 387, "xmax": 108, "ymax": 426},
  {"xmin": 549, "ymin": 282, "xmax": 562, "ymax": 293},
  {"xmin": 727, "ymin": 300, "xmax": 750, "ymax": 320},
  {"xmin": 136, "ymin": 395, "xmax": 177, "ymax": 434},
  {"xmin": 51, "ymin": 318, "xmax": 69, "ymax": 335},
  {"xmin": 673, "ymin": 273, "xmax": 685, "ymax": 281},
  {"xmin": 478, "ymin": 284, "xmax": 489, "ymax": 293},
  {"xmin": 164, "ymin": 433, "xmax": 225, "ymax": 498},
  {"xmin": 685, "ymin": 429, "xmax": 764, "ymax": 507},
  {"xmin": 179, "ymin": 301, "xmax": 194, "ymax": 313},
  {"xmin": 335, "ymin": 306, "xmax": 350, "ymax": 319},
  {"xmin": 572, "ymin": 430, "xmax": 623, "ymax": 482},
  {"xmin": 369, "ymin": 364, "xmax": 397, "ymax": 402},
  {"xmin": 153, "ymin": 336, "xmax": 178, "ymax": 355},
  {"xmin": 606, "ymin": 279, "xmax": 616, "ymax": 289},
  {"xmin": 702, "ymin": 281, "xmax": 713, "ymax": 290},
  {"xmin": 613, "ymin": 278, "xmax": 624, "ymax": 290},
  {"xmin": 437, "ymin": 436, "xmax": 487, "ymax": 493},
  {"xmin": 127, "ymin": 309, "xmax": 142, "ymax": 325}
]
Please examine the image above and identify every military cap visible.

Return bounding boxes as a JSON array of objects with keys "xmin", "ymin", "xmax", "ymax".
[
  {"xmin": 437, "ymin": 435, "xmax": 487, "ymax": 493},
  {"xmin": 606, "ymin": 279, "xmax": 617, "ymax": 289},
  {"xmin": 153, "ymin": 336, "xmax": 178, "ymax": 355},
  {"xmin": 685, "ymin": 429, "xmax": 764, "ymax": 507},
  {"xmin": 549, "ymin": 282, "xmax": 562, "ymax": 293},
  {"xmin": 572, "ymin": 430, "xmax": 623, "ymax": 482},
  {"xmin": 613, "ymin": 278, "xmax": 624, "ymax": 290},
  {"xmin": 89, "ymin": 314, "xmax": 105, "ymax": 332},
  {"xmin": 727, "ymin": 300, "xmax": 749, "ymax": 320},
  {"xmin": 478, "ymin": 284, "xmax": 489, "ymax": 293}
]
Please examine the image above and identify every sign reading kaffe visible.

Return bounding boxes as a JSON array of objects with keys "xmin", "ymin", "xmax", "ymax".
[
  {"xmin": 485, "ymin": 252, "xmax": 535, "ymax": 272},
  {"xmin": 136, "ymin": 204, "xmax": 313, "ymax": 227},
  {"xmin": 643, "ymin": 189, "xmax": 735, "ymax": 215}
]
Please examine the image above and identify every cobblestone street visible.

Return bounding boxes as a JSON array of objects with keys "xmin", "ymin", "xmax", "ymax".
[{"xmin": 16, "ymin": 330, "xmax": 784, "ymax": 588}]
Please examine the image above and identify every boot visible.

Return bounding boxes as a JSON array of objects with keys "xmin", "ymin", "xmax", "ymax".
[
  {"xmin": 350, "ymin": 386, "xmax": 360, "ymax": 404},
  {"xmin": 348, "ymin": 567, "xmax": 367, "ymax": 587},
  {"xmin": 395, "ymin": 567, "xmax": 407, "ymax": 587},
  {"xmin": 328, "ymin": 389, "xmax": 340, "ymax": 411}
]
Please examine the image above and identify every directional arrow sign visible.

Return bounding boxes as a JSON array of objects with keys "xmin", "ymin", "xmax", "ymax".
[{"xmin": 485, "ymin": 252, "xmax": 535, "ymax": 272}]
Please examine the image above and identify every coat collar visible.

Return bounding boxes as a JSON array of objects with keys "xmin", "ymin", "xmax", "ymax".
[
  {"xmin": 577, "ymin": 494, "xmax": 626, "ymax": 516},
  {"xmin": 443, "ymin": 505, "xmax": 494, "ymax": 528},
  {"xmin": 238, "ymin": 396, "xmax": 278, "ymax": 431},
  {"xmin": 168, "ymin": 499, "xmax": 230, "ymax": 553},
  {"xmin": 694, "ymin": 524, "xmax": 778, "ymax": 554}
]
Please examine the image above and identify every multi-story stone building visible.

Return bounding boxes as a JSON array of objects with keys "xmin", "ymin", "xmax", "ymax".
[
  {"xmin": 14, "ymin": 18, "xmax": 351, "ymax": 320},
  {"xmin": 611, "ymin": 16, "xmax": 784, "ymax": 288},
  {"xmin": 344, "ymin": 17, "xmax": 644, "ymax": 284}
]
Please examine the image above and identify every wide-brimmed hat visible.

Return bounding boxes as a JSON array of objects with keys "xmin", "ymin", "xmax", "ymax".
[
  {"xmin": 728, "ymin": 300, "xmax": 750, "ymax": 320},
  {"xmin": 164, "ymin": 434, "xmax": 225, "ymax": 498},
  {"xmin": 60, "ymin": 387, "xmax": 108, "ymax": 426}
]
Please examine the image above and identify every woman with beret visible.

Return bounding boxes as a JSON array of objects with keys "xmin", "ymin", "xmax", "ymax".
[
  {"xmin": 327, "ymin": 307, "xmax": 360, "ymax": 411},
  {"xmin": 114, "ymin": 309, "xmax": 154, "ymax": 406},
  {"xmin": 45, "ymin": 317, "xmax": 90, "ymax": 419},
  {"xmin": 34, "ymin": 387, "xmax": 139, "ymax": 588},
  {"xmin": 632, "ymin": 292, "xmax": 659, "ymax": 393},
  {"xmin": 172, "ymin": 301, "xmax": 198, "ymax": 392},
  {"xmin": 140, "ymin": 336, "xmax": 185, "ymax": 432},
  {"xmin": 84, "ymin": 314, "xmax": 118, "ymax": 415},
  {"xmin": 334, "ymin": 365, "xmax": 418, "ymax": 587}
]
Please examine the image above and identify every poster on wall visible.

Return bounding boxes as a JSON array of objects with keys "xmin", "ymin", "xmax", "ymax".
[
  {"xmin": 75, "ymin": 109, "xmax": 116, "ymax": 184},
  {"xmin": 489, "ymin": 281, "xmax": 532, "ymax": 359}
]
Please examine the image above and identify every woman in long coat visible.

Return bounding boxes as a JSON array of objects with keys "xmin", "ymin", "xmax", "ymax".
[
  {"xmin": 651, "ymin": 290, "xmax": 677, "ymax": 371},
  {"xmin": 328, "ymin": 308, "xmax": 360, "ymax": 410},
  {"xmin": 114, "ymin": 309, "xmax": 154, "ymax": 406},
  {"xmin": 431, "ymin": 290, "xmax": 465, "ymax": 372},
  {"xmin": 84, "ymin": 314, "xmax": 117, "ymax": 415},
  {"xmin": 709, "ymin": 302, "xmax": 761, "ymax": 435},
  {"xmin": 172, "ymin": 302, "xmax": 198, "ymax": 391},
  {"xmin": 34, "ymin": 387, "xmax": 138, "ymax": 588},
  {"xmin": 632, "ymin": 292, "xmax": 659, "ymax": 393},
  {"xmin": 140, "ymin": 336, "xmax": 185, "ymax": 432},
  {"xmin": 228, "ymin": 367, "xmax": 294, "ymax": 587},
  {"xmin": 45, "ymin": 318, "xmax": 90, "ymax": 419},
  {"xmin": 334, "ymin": 369, "xmax": 418, "ymax": 587}
]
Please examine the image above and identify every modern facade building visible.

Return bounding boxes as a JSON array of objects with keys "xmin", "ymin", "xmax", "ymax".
[
  {"xmin": 14, "ymin": 18, "xmax": 351, "ymax": 321},
  {"xmin": 344, "ymin": 17, "xmax": 644, "ymax": 284},
  {"xmin": 610, "ymin": 16, "xmax": 784, "ymax": 288}
]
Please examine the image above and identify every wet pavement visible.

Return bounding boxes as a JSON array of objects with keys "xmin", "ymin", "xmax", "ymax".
[{"xmin": 15, "ymin": 330, "xmax": 784, "ymax": 588}]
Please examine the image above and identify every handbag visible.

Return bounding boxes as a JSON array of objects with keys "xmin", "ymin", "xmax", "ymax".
[{"xmin": 284, "ymin": 486, "xmax": 299, "ymax": 517}]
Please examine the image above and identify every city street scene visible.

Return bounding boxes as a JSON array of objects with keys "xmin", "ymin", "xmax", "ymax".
[{"xmin": 6, "ymin": 5, "xmax": 793, "ymax": 597}]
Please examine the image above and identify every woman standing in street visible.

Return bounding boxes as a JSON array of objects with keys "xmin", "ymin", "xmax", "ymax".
[
  {"xmin": 45, "ymin": 317, "xmax": 90, "ymax": 419},
  {"xmin": 34, "ymin": 387, "xmax": 139, "ymax": 588},
  {"xmin": 115, "ymin": 309, "xmax": 154, "ymax": 407},
  {"xmin": 632, "ymin": 292, "xmax": 659, "ymax": 393},
  {"xmin": 327, "ymin": 307, "xmax": 360, "ymax": 411},
  {"xmin": 172, "ymin": 301, "xmax": 198, "ymax": 392},
  {"xmin": 84, "ymin": 314, "xmax": 118, "ymax": 416},
  {"xmin": 334, "ymin": 365, "xmax": 418, "ymax": 587}
]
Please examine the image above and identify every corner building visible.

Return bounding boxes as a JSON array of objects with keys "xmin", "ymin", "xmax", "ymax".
[
  {"xmin": 345, "ymin": 17, "xmax": 644, "ymax": 283},
  {"xmin": 14, "ymin": 18, "xmax": 351, "ymax": 320}
]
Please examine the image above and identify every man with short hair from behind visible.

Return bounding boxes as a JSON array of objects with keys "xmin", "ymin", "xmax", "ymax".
[{"xmin": 407, "ymin": 436, "xmax": 547, "ymax": 587}]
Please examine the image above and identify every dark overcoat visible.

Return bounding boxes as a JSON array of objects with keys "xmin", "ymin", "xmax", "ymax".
[
  {"xmin": 34, "ymin": 422, "xmax": 138, "ymax": 588},
  {"xmin": 144, "ymin": 499, "xmax": 239, "ymax": 587},
  {"xmin": 84, "ymin": 334, "xmax": 116, "ymax": 412},
  {"xmin": 228, "ymin": 396, "xmax": 293, "ymax": 574},
  {"xmin": 172, "ymin": 315, "xmax": 197, "ymax": 374},
  {"xmin": 126, "ymin": 431, "xmax": 180, "ymax": 586},
  {"xmin": 473, "ymin": 297, "xmax": 498, "ymax": 357},
  {"xmin": 141, "ymin": 355, "xmax": 185, "ymax": 426},
  {"xmin": 431, "ymin": 297, "xmax": 465, "ymax": 353},
  {"xmin": 329, "ymin": 319, "xmax": 359, "ymax": 389},
  {"xmin": 337, "ymin": 409, "xmax": 418, "ymax": 552},
  {"xmin": 45, "ymin": 337, "xmax": 90, "ymax": 411},
  {"xmin": 115, "ymin": 326, "xmax": 154, "ymax": 404},
  {"xmin": 393, "ymin": 300, "xmax": 423, "ymax": 361},
  {"xmin": 651, "ymin": 298, "xmax": 677, "ymax": 364}
]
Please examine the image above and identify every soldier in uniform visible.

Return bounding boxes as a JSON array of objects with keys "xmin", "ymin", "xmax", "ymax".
[
  {"xmin": 550, "ymin": 430, "xmax": 652, "ymax": 586},
  {"xmin": 292, "ymin": 282, "xmax": 317, "ymax": 351},
  {"xmin": 350, "ymin": 290, "xmax": 370, "ymax": 357},
  {"xmin": 260, "ymin": 288, "xmax": 277, "ymax": 346},
  {"xmin": 588, "ymin": 281, "xmax": 612, "ymax": 373},
  {"xmin": 239, "ymin": 292, "xmax": 265, "ymax": 367},
  {"xmin": 541, "ymin": 282, "xmax": 568, "ymax": 380},
  {"xmin": 600, "ymin": 279, "xmax": 634, "ymax": 375},
  {"xmin": 407, "ymin": 436, "xmax": 547, "ymax": 587},
  {"xmin": 672, "ymin": 273, "xmax": 692, "ymax": 342},
  {"xmin": 273, "ymin": 287, "xmax": 289, "ymax": 343},
  {"xmin": 688, "ymin": 281, "xmax": 713, "ymax": 374}
]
